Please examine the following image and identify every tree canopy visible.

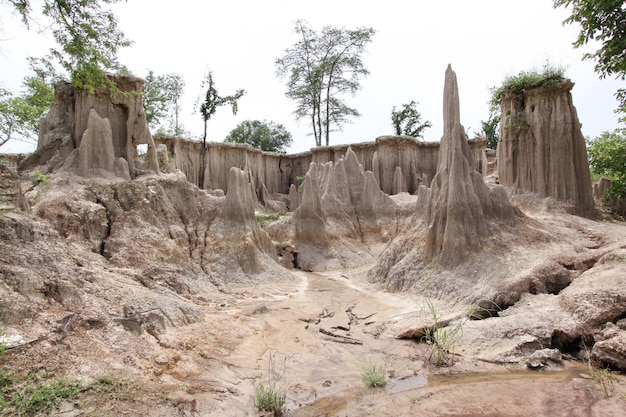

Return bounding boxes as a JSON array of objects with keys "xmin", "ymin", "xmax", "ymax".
[
  {"xmin": 0, "ymin": 75, "xmax": 54, "ymax": 148},
  {"xmin": 4, "ymin": 0, "xmax": 132, "ymax": 93},
  {"xmin": 143, "ymin": 71, "xmax": 186, "ymax": 136},
  {"xmin": 587, "ymin": 128, "xmax": 626, "ymax": 204},
  {"xmin": 475, "ymin": 114, "xmax": 500, "ymax": 150},
  {"xmin": 224, "ymin": 120, "xmax": 293, "ymax": 153},
  {"xmin": 554, "ymin": 0, "xmax": 626, "ymax": 117},
  {"xmin": 197, "ymin": 71, "xmax": 245, "ymax": 148},
  {"xmin": 275, "ymin": 20, "xmax": 375, "ymax": 147},
  {"xmin": 390, "ymin": 101, "xmax": 431, "ymax": 138}
]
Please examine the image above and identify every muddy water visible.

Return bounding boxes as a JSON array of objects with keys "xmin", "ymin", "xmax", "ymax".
[{"xmin": 294, "ymin": 365, "xmax": 592, "ymax": 417}]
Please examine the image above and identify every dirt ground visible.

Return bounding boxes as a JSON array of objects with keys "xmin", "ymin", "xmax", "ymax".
[{"xmin": 2, "ymin": 196, "xmax": 626, "ymax": 416}]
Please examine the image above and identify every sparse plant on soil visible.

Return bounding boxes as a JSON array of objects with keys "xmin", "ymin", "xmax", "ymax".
[
  {"xmin": 420, "ymin": 298, "xmax": 487, "ymax": 367},
  {"xmin": 592, "ymin": 367, "xmax": 618, "ymax": 398},
  {"xmin": 33, "ymin": 171, "xmax": 50, "ymax": 185},
  {"xmin": 296, "ymin": 175, "xmax": 305, "ymax": 194},
  {"xmin": 253, "ymin": 352, "xmax": 286, "ymax": 416},
  {"xmin": 360, "ymin": 362, "xmax": 386, "ymax": 388},
  {"xmin": 580, "ymin": 340, "xmax": 621, "ymax": 398},
  {"xmin": 256, "ymin": 213, "xmax": 281, "ymax": 229},
  {"xmin": 0, "ymin": 367, "xmax": 82, "ymax": 416}
]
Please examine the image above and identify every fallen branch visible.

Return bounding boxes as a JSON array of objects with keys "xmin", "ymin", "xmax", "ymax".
[{"xmin": 319, "ymin": 328, "xmax": 363, "ymax": 345}]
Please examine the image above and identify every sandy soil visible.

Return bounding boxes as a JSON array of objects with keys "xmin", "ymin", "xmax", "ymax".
[{"xmin": 183, "ymin": 267, "xmax": 626, "ymax": 416}]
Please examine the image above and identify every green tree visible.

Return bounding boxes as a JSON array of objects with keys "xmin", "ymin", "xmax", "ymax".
[
  {"xmin": 275, "ymin": 20, "xmax": 375, "ymax": 147},
  {"xmin": 143, "ymin": 71, "xmax": 186, "ymax": 135},
  {"xmin": 5, "ymin": 0, "xmax": 132, "ymax": 93},
  {"xmin": 197, "ymin": 71, "xmax": 245, "ymax": 148},
  {"xmin": 587, "ymin": 128, "xmax": 626, "ymax": 203},
  {"xmin": 554, "ymin": 0, "xmax": 626, "ymax": 117},
  {"xmin": 0, "ymin": 76, "xmax": 54, "ymax": 148},
  {"xmin": 475, "ymin": 114, "xmax": 500, "ymax": 150},
  {"xmin": 390, "ymin": 100, "xmax": 432, "ymax": 138},
  {"xmin": 224, "ymin": 120, "xmax": 293, "ymax": 153}
]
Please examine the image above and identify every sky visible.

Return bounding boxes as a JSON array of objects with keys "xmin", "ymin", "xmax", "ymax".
[{"xmin": 1, "ymin": 0, "xmax": 624, "ymax": 154}]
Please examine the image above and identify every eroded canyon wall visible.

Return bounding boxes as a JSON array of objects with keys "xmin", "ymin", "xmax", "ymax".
[{"xmin": 154, "ymin": 135, "xmax": 488, "ymax": 197}]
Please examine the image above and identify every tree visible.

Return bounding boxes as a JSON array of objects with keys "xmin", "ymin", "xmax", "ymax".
[
  {"xmin": 587, "ymin": 128, "xmax": 626, "ymax": 203},
  {"xmin": 197, "ymin": 71, "xmax": 245, "ymax": 148},
  {"xmin": 554, "ymin": 0, "xmax": 626, "ymax": 117},
  {"xmin": 224, "ymin": 120, "xmax": 293, "ymax": 153},
  {"xmin": 475, "ymin": 114, "xmax": 500, "ymax": 150},
  {"xmin": 0, "ymin": 75, "xmax": 54, "ymax": 148},
  {"xmin": 143, "ymin": 71, "xmax": 186, "ymax": 135},
  {"xmin": 390, "ymin": 100, "xmax": 432, "ymax": 138},
  {"xmin": 275, "ymin": 20, "xmax": 375, "ymax": 147},
  {"xmin": 5, "ymin": 0, "xmax": 132, "ymax": 93}
]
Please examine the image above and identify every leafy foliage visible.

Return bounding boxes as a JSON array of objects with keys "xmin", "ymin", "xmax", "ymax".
[
  {"xmin": 143, "ymin": 71, "xmax": 186, "ymax": 135},
  {"xmin": 7, "ymin": 0, "xmax": 132, "ymax": 94},
  {"xmin": 197, "ymin": 71, "xmax": 245, "ymax": 148},
  {"xmin": 224, "ymin": 120, "xmax": 293, "ymax": 153},
  {"xmin": 587, "ymin": 128, "xmax": 626, "ymax": 203},
  {"xmin": 489, "ymin": 63, "xmax": 565, "ymax": 112},
  {"xmin": 275, "ymin": 20, "xmax": 375, "ymax": 147},
  {"xmin": 0, "ymin": 76, "xmax": 54, "ymax": 148},
  {"xmin": 554, "ymin": 0, "xmax": 626, "ymax": 117},
  {"xmin": 390, "ymin": 100, "xmax": 432, "ymax": 138},
  {"xmin": 475, "ymin": 114, "xmax": 500, "ymax": 150}
]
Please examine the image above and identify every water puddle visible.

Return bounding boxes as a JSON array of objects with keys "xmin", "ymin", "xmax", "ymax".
[
  {"xmin": 294, "ymin": 365, "xmax": 589, "ymax": 416},
  {"xmin": 385, "ymin": 374, "xmax": 428, "ymax": 394}
]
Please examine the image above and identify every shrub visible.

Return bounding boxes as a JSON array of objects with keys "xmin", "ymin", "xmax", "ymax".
[{"xmin": 489, "ymin": 63, "xmax": 566, "ymax": 112}]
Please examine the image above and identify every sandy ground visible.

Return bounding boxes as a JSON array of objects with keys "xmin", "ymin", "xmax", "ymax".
[{"xmin": 182, "ymin": 267, "xmax": 626, "ymax": 416}]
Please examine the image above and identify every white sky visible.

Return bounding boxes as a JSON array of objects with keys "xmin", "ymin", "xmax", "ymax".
[{"xmin": 1, "ymin": 0, "xmax": 623, "ymax": 154}]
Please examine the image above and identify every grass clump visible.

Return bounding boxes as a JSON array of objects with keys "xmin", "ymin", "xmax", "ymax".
[
  {"xmin": 360, "ymin": 362, "xmax": 386, "ymax": 388},
  {"xmin": 33, "ymin": 171, "xmax": 50, "ymax": 185},
  {"xmin": 254, "ymin": 382, "xmax": 286, "ymax": 416},
  {"xmin": 420, "ymin": 298, "xmax": 490, "ymax": 367},
  {"xmin": 592, "ymin": 367, "xmax": 618, "ymax": 398},
  {"xmin": 256, "ymin": 213, "xmax": 281, "ymax": 228},
  {"xmin": 0, "ymin": 370, "xmax": 82, "ymax": 416},
  {"xmin": 253, "ymin": 352, "xmax": 286, "ymax": 416}
]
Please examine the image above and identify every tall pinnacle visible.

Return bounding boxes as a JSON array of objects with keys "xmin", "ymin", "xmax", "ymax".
[{"xmin": 442, "ymin": 64, "xmax": 461, "ymax": 138}]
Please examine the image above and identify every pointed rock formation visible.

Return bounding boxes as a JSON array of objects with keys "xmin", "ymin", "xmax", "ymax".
[
  {"xmin": 496, "ymin": 78, "xmax": 594, "ymax": 215},
  {"xmin": 420, "ymin": 65, "xmax": 487, "ymax": 266},
  {"xmin": 75, "ymin": 109, "xmax": 131, "ymax": 179},
  {"xmin": 204, "ymin": 167, "xmax": 279, "ymax": 281},
  {"xmin": 287, "ymin": 147, "xmax": 397, "ymax": 271},
  {"xmin": 371, "ymin": 65, "xmax": 520, "ymax": 291}
]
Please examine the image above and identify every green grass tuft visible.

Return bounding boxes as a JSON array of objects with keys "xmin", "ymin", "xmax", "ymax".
[{"xmin": 360, "ymin": 362, "xmax": 386, "ymax": 388}]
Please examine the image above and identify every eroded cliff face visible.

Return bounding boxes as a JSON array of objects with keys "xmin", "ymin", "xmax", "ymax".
[
  {"xmin": 20, "ymin": 76, "xmax": 160, "ymax": 179},
  {"xmin": 496, "ymin": 79, "xmax": 594, "ymax": 216},
  {"xmin": 154, "ymin": 135, "xmax": 488, "ymax": 198}
]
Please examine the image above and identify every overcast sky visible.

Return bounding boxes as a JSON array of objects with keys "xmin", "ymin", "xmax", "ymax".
[{"xmin": 1, "ymin": 0, "xmax": 623, "ymax": 154}]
